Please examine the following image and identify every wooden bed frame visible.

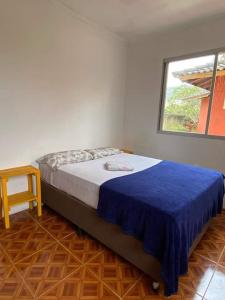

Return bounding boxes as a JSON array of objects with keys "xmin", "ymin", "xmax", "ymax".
[{"xmin": 41, "ymin": 179, "xmax": 209, "ymax": 290}]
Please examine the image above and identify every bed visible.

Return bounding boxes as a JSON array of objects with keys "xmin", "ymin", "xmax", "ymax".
[{"xmin": 39, "ymin": 152, "xmax": 224, "ymax": 296}]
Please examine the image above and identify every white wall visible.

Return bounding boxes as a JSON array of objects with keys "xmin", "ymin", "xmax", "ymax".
[
  {"xmin": 0, "ymin": 0, "xmax": 126, "ymax": 212},
  {"xmin": 1, "ymin": 0, "xmax": 224, "ymax": 214},
  {"xmin": 125, "ymin": 17, "xmax": 225, "ymax": 175}
]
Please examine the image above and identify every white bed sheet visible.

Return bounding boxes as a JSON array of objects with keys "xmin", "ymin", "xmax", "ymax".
[{"xmin": 40, "ymin": 153, "xmax": 161, "ymax": 209}]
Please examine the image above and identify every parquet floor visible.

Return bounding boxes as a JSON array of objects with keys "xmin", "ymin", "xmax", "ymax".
[{"xmin": 0, "ymin": 206, "xmax": 225, "ymax": 300}]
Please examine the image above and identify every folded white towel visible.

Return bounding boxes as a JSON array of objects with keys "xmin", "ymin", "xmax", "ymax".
[{"xmin": 105, "ymin": 161, "xmax": 134, "ymax": 171}]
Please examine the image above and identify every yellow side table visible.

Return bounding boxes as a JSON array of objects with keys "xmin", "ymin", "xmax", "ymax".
[
  {"xmin": 121, "ymin": 148, "xmax": 134, "ymax": 154},
  {"xmin": 0, "ymin": 165, "xmax": 42, "ymax": 229}
]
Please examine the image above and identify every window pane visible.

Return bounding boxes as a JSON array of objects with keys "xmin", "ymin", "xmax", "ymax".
[
  {"xmin": 208, "ymin": 53, "xmax": 225, "ymax": 137},
  {"xmin": 161, "ymin": 55, "xmax": 215, "ymax": 134}
]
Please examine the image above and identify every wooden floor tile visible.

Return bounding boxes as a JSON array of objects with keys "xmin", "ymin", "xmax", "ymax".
[
  {"xmin": 204, "ymin": 266, "xmax": 225, "ymax": 300},
  {"xmin": 40, "ymin": 215, "xmax": 76, "ymax": 240},
  {"xmin": 86, "ymin": 248, "xmax": 141, "ymax": 297},
  {"xmin": 123, "ymin": 276, "xmax": 163, "ymax": 300},
  {"xmin": 15, "ymin": 242, "xmax": 82, "ymax": 297},
  {"xmin": 0, "ymin": 247, "xmax": 14, "ymax": 281},
  {"xmin": 206, "ymin": 222, "xmax": 225, "ymax": 243},
  {"xmin": 0, "ymin": 249, "xmax": 33, "ymax": 299},
  {"xmin": 193, "ymin": 230, "xmax": 225, "ymax": 263},
  {"xmin": 124, "ymin": 276, "xmax": 203, "ymax": 300},
  {"xmin": 0, "ymin": 279, "xmax": 33, "ymax": 300},
  {"xmin": 0, "ymin": 208, "xmax": 224, "ymax": 299},
  {"xmin": 27, "ymin": 205, "xmax": 57, "ymax": 224},
  {"xmin": 179, "ymin": 253, "xmax": 215, "ymax": 296},
  {"xmin": 59, "ymin": 233, "xmax": 103, "ymax": 264},
  {"xmin": 0, "ymin": 224, "xmax": 55, "ymax": 263},
  {"xmin": 0, "ymin": 211, "xmax": 34, "ymax": 240},
  {"xmin": 208, "ymin": 214, "xmax": 225, "ymax": 242},
  {"xmin": 170, "ymin": 285, "xmax": 203, "ymax": 300},
  {"xmin": 39, "ymin": 266, "xmax": 120, "ymax": 299},
  {"xmin": 218, "ymin": 248, "xmax": 225, "ymax": 268}
]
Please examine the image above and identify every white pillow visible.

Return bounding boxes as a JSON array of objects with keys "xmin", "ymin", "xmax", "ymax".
[
  {"xmin": 37, "ymin": 150, "xmax": 93, "ymax": 170},
  {"xmin": 86, "ymin": 147, "xmax": 121, "ymax": 159}
]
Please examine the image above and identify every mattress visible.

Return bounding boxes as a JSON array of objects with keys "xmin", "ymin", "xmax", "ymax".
[{"xmin": 39, "ymin": 153, "xmax": 161, "ymax": 209}]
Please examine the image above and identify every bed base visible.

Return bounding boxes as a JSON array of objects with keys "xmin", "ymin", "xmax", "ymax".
[{"xmin": 41, "ymin": 180, "xmax": 209, "ymax": 289}]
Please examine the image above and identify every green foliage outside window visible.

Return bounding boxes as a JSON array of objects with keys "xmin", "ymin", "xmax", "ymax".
[{"xmin": 163, "ymin": 84, "xmax": 207, "ymax": 132}]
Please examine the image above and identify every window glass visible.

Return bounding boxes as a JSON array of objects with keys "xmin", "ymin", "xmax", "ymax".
[
  {"xmin": 208, "ymin": 53, "xmax": 225, "ymax": 137},
  {"xmin": 161, "ymin": 55, "xmax": 215, "ymax": 134}
]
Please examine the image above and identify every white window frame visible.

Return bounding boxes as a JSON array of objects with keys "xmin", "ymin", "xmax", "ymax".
[{"xmin": 158, "ymin": 48, "xmax": 225, "ymax": 140}]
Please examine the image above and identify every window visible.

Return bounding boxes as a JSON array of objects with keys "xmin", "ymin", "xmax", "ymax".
[{"xmin": 159, "ymin": 50, "xmax": 225, "ymax": 138}]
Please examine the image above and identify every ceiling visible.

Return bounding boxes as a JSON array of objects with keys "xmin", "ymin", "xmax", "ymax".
[{"xmin": 60, "ymin": 0, "xmax": 225, "ymax": 40}]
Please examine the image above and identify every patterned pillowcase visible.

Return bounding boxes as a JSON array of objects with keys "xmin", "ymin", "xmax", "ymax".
[
  {"xmin": 37, "ymin": 150, "xmax": 93, "ymax": 170},
  {"xmin": 85, "ymin": 147, "xmax": 121, "ymax": 159}
]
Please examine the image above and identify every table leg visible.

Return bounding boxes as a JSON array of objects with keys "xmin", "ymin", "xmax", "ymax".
[
  {"xmin": 2, "ymin": 179, "xmax": 9, "ymax": 229},
  {"xmin": 36, "ymin": 172, "xmax": 42, "ymax": 217},
  {"xmin": 27, "ymin": 174, "xmax": 33, "ymax": 210}
]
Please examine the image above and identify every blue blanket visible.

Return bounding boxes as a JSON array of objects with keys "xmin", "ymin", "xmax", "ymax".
[{"xmin": 97, "ymin": 161, "xmax": 224, "ymax": 296}]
